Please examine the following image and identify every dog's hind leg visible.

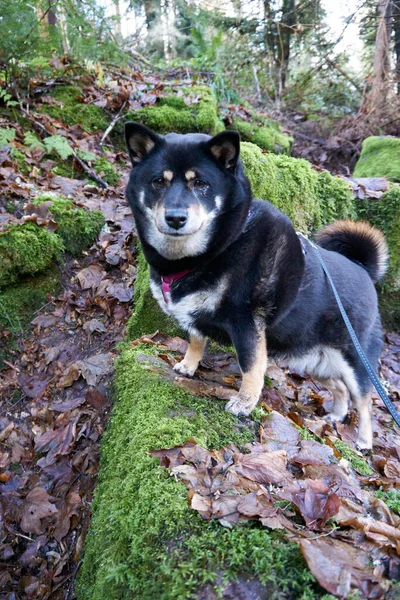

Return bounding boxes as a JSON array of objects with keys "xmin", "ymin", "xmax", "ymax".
[
  {"xmin": 225, "ymin": 319, "xmax": 267, "ymax": 416},
  {"xmin": 323, "ymin": 378, "xmax": 349, "ymax": 423},
  {"xmin": 352, "ymin": 393, "xmax": 373, "ymax": 450},
  {"xmin": 174, "ymin": 334, "xmax": 207, "ymax": 377},
  {"xmin": 332, "ymin": 361, "xmax": 373, "ymax": 451}
]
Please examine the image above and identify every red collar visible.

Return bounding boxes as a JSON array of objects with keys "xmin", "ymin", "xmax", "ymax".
[{"xmin": 161, "ymin": 269, "xmax": 191, "ymax": 303}]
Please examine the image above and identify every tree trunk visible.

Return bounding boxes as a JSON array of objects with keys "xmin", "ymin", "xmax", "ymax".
[
  {"xmin": 362, "ymin": 0, "xmax": 392, "ymax": 115},
  {"xmin": 277, "ymin": 0, "xmax": 296, "ymax": 95},
  {"xmin": 113, "ymin": 0, "xmax": 123, "ymax": 41},
  {"xmin": 393, "ymin": 0, "xmax": 400, "ymax": 94}
]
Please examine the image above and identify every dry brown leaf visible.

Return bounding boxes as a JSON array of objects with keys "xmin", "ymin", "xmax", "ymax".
[{"xmin": 20, "ymin": 488, "xmax": 58, "ymax": 535}]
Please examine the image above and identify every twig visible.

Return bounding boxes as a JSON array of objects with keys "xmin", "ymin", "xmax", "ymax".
[{"xmin": 100, "ymin": 100, "xmax": 127, "ymax": 144}]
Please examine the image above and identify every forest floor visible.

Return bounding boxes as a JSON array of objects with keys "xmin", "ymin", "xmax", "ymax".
[{"xmin": 0, "ymin": 64, "xmax": 399, "ymax": 599}]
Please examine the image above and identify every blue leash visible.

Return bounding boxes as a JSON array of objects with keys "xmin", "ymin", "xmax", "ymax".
[{"xmin": 312, "ymin": 242, "xmax": 400, "ymax": 429}]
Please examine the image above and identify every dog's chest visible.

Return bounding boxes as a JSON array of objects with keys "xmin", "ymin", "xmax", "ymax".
[{"xmin": 150, "ymin": 277, "xmax": 228, "ymax": 334}]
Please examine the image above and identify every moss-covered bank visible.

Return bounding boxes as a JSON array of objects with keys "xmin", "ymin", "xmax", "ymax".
[
  {"xmin": 0, "ymin": 222, "xmax": 63, "ymax": 288},
  {"xmin": 240, "ymin": 143, "xmax": 355, "ymax": 233},
  {"xmin": 77, "ymin": 344, "xmax": 328, "ymax": 600},
  {"xmin": 46, "ymin": 85, "xmax": 110, "ymax": 133},
  {"xmin": 32, "ymin": 195, "xmax": 104, "ymax": 256},
  {"xmin": 231, "ymin": 118, "xmax": 293, "ymax": 155},
  {"xmin": 354, "ymin": 136, "xmax": 400, "ymax": 182},
  {"xmin": 122, "ymin": 86, "xmax": 223, "ymax": 137},
  {"xmin": 355, "ymin": 185, "xmax": 400, "ymax": 327}
]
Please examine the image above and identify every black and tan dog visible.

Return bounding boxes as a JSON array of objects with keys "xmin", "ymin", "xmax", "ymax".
[{"xmin": 125, "ymin": 122, "xmax": 388, "ymax": 450}]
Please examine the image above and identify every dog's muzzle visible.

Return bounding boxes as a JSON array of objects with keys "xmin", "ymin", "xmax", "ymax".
[{"xmin": 165, "ymin": 208, "xmax": 188, "ymax": 231}]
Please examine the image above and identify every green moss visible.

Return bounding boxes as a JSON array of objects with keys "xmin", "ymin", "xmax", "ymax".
[
  {"xmin": 355, "ymin": 186, "xmax": 400, "ymax": 327},
  {"xmin": 126, "ymin": 249, "xmax": 180, "ymax": 340},
  {"xmin": 240, "ymin": 142, "xmax": 354, "ymax": 234},
  {"xmin": 333, "ymin": 440, "xmax": 373, "ymax": 475},
  {"xmin": 77, "ymin": 344, "xmax": 326, "ymax": 600},
  {"xmin": 10, "ymin": 147, "xmax": 30, "ymax": 175},
  {"xmin": 232, "ymin": 118, "xmax": 293, "ymax": 155},
  {"xmin": 94, "ymin": 157, "xmax": 120, "ymax": 186},
  {"xmin": 353, "ymin": 136, "xmax": 400, "ymax": 182},
  {"xmin": 33, "ymin": 195, "xmax": 104, "ymax": 256},
  {"xmin": 44, "ymin": 85, "xmax": 109, "ymax": 133},
  {"xmin": 0, "ymin": 270, "xmax": 60, "ymax": 368},
  {"xmin": 375, "ymin": 489, "xmax": 400, "ymax": 515},
  {"xmin": 0, "ymin": 222, "xmax": 63, "ymax": 288},
  {"xmin": 125, "ymin": 105, "xmax": 196, "ymax": 135},
  {"xmin": 315, "ymin": 171, "xmax": 356, "ymax": 224},
  {"xmin": 123, "ymin": 86, "xmax": 222, "ymax": 137}
]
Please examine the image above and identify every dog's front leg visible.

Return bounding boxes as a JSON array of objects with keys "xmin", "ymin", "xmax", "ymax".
[
  {"xmin": 174, "ymin": 334, "xmax": 207, "ymax": 377},
  {"xmin": 225, "ymin": 318, "xmax": 267, "ymax": 416}
]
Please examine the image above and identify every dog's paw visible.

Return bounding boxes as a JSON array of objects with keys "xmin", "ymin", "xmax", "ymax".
[
  {"xmin": 355, "ymin": 436, "xmax": 373, "ymax": 452},
  {"xmin": 173, "ymin": 359, "xmax": 198, "ymax": 378},
  {"xmin": 225, "ymin": 394, "xmax": 258, "ymax": 417},
  {"xmin": 325, "ymin": 410, "xmax": 347, "ymax": 424}
]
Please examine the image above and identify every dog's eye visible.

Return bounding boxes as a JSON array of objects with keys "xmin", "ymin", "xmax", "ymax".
[
  {"xmin": 153, "ymin": 177, "xmax": 166, "ymax": 188},
  {"xmin": 193, "ymin": 179, "xmax": 207, "ymax": 189}
]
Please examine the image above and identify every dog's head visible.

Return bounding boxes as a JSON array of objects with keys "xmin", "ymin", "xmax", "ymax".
[{"xmin": 125, "ymin": 122, "xmax": 251, "ymax": 262}]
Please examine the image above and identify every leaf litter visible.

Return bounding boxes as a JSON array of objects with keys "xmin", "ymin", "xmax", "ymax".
[
  {"xmin": 144, "ymin": 332, "xmax": 400, "ymax": 599},
  {"xmin": 0, "ymin": 62, "xmax": 400, "ymax": 599}
]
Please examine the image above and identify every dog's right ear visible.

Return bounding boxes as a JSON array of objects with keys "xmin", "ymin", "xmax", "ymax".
[{"xmin": 125, "ymin": 122, "xmax": 162, "ymax": 166}]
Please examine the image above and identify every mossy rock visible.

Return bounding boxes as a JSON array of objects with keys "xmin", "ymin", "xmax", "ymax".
[
  {"xmin": 77, "ymin": 344, "xmax": 326, "ymax": 600},
  {"xmin": 355, "ymin": 185, "xmax": 400, "ymax": 327},
  {"xmin": 127, "ymin": 142, "xmax": 355, "ymax": 339},
  {"xmin": 33, "ymin": 195, "xmax": 105, "ymax": 256},
  {"xmin": 0, "ymin": 270, "xmax": 60, "ymax": 368},
  {"xmin": 353, "ymin": 136, "xmax": 400, "ymax": 182},
  {"xmin": 0, "ymin": 222, "xmax": 64, "ymax": 288},
  {"xmin": 44, "ymin": 85, "xmax": 110, "ymax": 134},
  {"xmin": 231, "ymin": 118, "xmax": 293, "ymax": 155},
  {"xmin": 122, "ymin": 86, "xmax": 223, "ymax": 137}
]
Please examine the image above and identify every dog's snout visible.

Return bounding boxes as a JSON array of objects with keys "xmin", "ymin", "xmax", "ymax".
[{"xmin": 165, "ymin": 209, "xmax": 188, "ymax": 230}]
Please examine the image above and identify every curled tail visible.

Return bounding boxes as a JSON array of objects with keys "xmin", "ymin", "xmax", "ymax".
[{"xmin": 315, "ymin": 220, "xmax": 388, "ymax": 282}]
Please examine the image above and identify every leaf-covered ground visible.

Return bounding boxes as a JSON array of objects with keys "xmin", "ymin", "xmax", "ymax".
[{"xmin": 0, "ymin": 62, "xmax": 399, "ymax": 599}]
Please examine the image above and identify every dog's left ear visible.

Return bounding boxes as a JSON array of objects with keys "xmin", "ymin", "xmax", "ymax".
[
  {"xmin": 208, "ymin": 131, "xmax": 240, "ymax": 172},
  {"xmin": 125, "ymin": 122, "xmax": 163, "ymax": 166}
]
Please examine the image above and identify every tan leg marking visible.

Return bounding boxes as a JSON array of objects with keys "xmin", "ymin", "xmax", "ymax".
[
  {"xmin": 225, "ymin": 328, "xmax": 267, "ymax": 416},
  {"xmin": 354, "ymin": 394, "xmax": 373, "ymax": 450},
  {"xmin": 174, "ymin": 335, "xmax": 206, "ymax": 377}
]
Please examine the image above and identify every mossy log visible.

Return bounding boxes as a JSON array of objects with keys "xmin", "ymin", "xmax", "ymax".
[
  {"xmin": 354, "ymin": 136, "xmax": 400, "ymax": 182},
  {"xmin": 77, "ymin": 344, "xmax": 325, "ymax": 600}
]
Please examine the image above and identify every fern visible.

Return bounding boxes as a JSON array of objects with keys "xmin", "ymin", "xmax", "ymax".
[
  {"xmin": 0, "ymin": 127, "xmax": 16, "ymax": 146},
  {"xmin": 24, "ymin": 132, "xmax": 45, "ymax": 151},
  {"xmin": 77, "ymin": 149, "xmax": 96, "ymax": 162},
  {"xmin": 43, "ymin": 135, "xmax": 74, "ymax": 160}
]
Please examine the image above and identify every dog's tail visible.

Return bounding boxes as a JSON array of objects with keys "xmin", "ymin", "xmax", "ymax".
[{"xmin": 315, "ymin": 220, "xmax": 388, "ymax": 282}]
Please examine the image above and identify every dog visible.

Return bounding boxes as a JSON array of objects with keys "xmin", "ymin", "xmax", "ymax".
[{"xmin": 125, "ymin": 122, "xmax": 388, "ymax": 450}]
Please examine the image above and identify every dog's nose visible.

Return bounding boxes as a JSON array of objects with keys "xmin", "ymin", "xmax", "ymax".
[{"xmin": 165, "ymin": 209, "xmax": 188, "ymax": 230}]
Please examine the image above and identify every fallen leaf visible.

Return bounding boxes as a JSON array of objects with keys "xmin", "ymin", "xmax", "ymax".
[{"xmin": 20, "ymin": 488, "xmax": 58, "ymax": 534}]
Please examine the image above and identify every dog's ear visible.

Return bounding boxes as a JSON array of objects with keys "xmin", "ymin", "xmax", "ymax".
[
  {"xmin": 125, "ymin": 122, "xmax": 162, "ymax": 166},
  {"xmin": 208, "ymin": 131, "xmax": 240, "ymax": 172}
]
